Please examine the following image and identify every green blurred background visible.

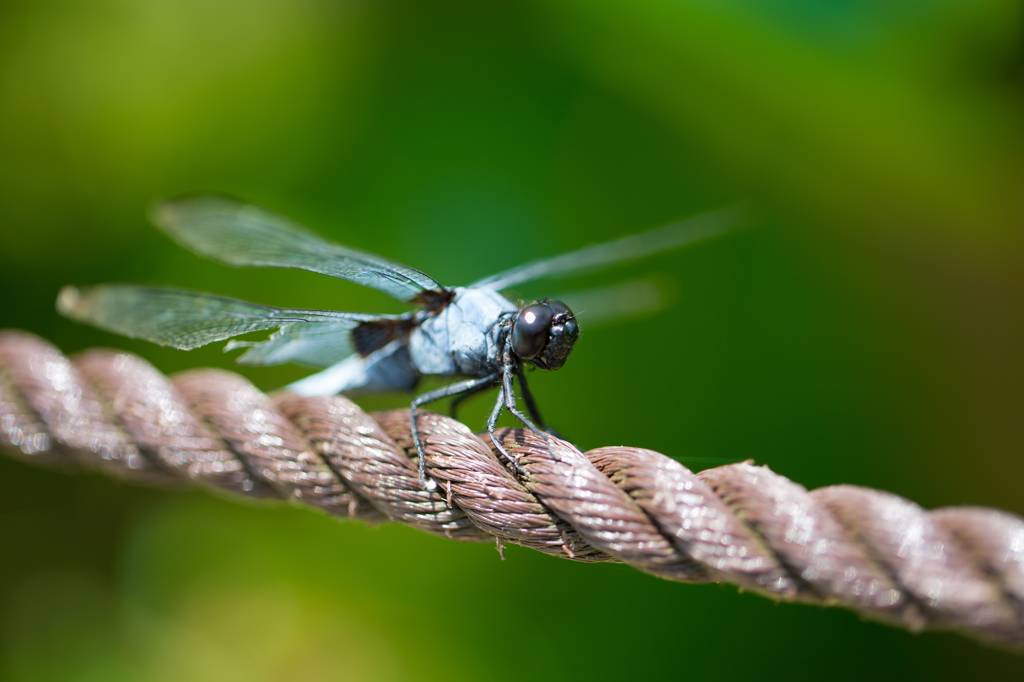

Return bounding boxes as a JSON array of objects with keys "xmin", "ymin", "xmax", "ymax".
[{"xmin": 2, "ymin": 0, "xmax": 1023, "ymax": 679}]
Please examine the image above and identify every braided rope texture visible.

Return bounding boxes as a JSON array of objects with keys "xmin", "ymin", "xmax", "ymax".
[{"xmin": 1, "ymin": 329, "xmax": 1022, "ymax": 649}]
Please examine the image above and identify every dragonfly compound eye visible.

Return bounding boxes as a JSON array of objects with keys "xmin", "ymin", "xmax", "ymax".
[
  {"xmin": 533, "ymin": 299, "xmax": 579, "ymax": 370},
  {"xmin": 512, "ymin": 303, "xmax": 553, "ymax": 359}
]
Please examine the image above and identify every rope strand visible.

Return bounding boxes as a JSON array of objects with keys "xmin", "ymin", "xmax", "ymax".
[{"xmin": 1, "ymin": 329, "xmax": 1022, "ymax": 648}]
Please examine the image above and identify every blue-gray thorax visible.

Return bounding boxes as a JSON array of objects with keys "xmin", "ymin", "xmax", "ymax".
[{"xmin": 408, "ymin": 287, "xmax": 517, "ymax": 377}]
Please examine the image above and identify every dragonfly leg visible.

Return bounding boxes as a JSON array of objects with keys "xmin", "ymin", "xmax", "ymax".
[
  {"xmin": 448, "ymin": 380, "xmax": 494, "ymax": 420},
  {"xmin": 514, "ymin": 366, "xmax": 563, "ymax": 438},
  {"xmin": 410, "ymin": 374, "xmax": 498, "ymax": 490},
  {"xmin": 485, "ymin": 382, "xmax": 525, "ymax": 476},
  {"xmin": 501, "ymin": 368, "xmax": 549, "ymax": 444}
]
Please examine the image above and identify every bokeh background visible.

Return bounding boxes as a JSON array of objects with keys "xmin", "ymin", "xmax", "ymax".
[{"xmin": 2, "ymin": 0, "xmax": 1024, "ymax": 679}]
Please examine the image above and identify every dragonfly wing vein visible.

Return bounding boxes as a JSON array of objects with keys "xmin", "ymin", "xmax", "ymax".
[
  {"xmin": 151, "ymin": 196, "xmax": 445, "ymax": 302},
  {"xmin": 56, "ymin": 284, "xmax": 394, "ymax": 366}
]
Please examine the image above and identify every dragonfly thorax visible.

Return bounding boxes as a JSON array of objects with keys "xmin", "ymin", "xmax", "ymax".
[{"xmin": 408, "ymin": 287, "xmax": 517, "ymax": 378}]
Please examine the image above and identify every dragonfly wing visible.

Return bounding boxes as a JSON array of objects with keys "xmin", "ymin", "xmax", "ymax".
[
  {"xmin": 471, "ymin": 205, "xmax": 745, "ymax": 292},
  {"xmin": 551, "ymin": 276, "xmax": 672, "ymax": 330},
  {"xmin": 56, "ymin": 284, "xmax": 398, "ymax": 367},
  {"xmin": 226, "ymin": 320, "xmax": 363, "ymax": 368},
  {"xmin": 150, "ymin": 196, "xmax": 445, "ymax": 303},
  {"xmin": 228, "ymin": 316, "xmax": 415, "ymax": 368}
]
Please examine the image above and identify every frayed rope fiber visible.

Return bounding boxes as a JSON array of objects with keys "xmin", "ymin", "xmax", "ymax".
[{"xmin": 1, "ymin": 329, "xmax": 1022, "ymax": 648}]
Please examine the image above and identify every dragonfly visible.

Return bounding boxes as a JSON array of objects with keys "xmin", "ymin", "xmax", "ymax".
[{"xmin": 58, "ymin": 196, "xmax": 741, "ymax": 490}]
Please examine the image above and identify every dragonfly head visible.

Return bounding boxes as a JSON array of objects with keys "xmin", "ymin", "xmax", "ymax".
[{"xmin": 511, "ymin": 299, "xmax": 579, "ymax": 371}]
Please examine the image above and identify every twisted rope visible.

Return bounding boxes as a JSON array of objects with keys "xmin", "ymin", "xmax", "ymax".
[{"xmin": 1, "ymin": 329, "xmax": 1022, "ymax": 649}]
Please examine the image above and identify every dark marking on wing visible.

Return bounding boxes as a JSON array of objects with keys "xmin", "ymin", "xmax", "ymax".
[
  {"xmin": 409, "ymin": 288, "xmax": 457, "ymax": 313},
  {"xmin": 352, "ymin": 318, "xmax": 417, "ymax": 356}
]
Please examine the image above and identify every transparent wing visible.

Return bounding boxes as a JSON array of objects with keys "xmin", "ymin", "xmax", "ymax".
[
  {"xmin": 225, "ymin": 320, "xmax": 366, "ymax": 368},
  {"xmin": 150, "ymin": 196, "xmax": 445, "ymax": 303},
  {"xmin": 57, "ymin": 284, "xmax": 400, "ymax": 367},
  {"xmin": 471, "ymin": 205, "xmax": 744, "ymax": 292},
  {"xmin": 552, "ymin": 276, "xmax": 672, "ymax": 330}
]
